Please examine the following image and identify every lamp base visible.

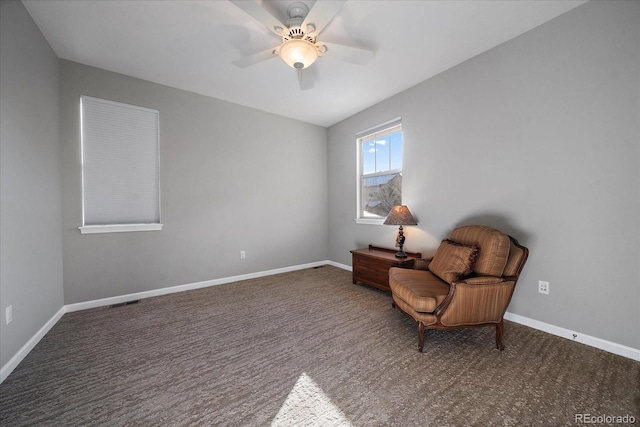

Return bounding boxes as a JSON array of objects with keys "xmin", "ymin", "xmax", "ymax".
[
  {"xmin": 395, "ymin": 226, "xmax": 408, "ymax": 257},
  {"xmin": 394, "ymin": 250, "xmax": 408, "ymax": 258},
  {"xmin": 395, "ymin": 242, "xmax": 407, "ymax": 258}
]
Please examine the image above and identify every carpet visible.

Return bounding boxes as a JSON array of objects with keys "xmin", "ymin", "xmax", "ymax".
[{"xmin": 1, "ymin": 266, "xmax": 638, "ymax": 426}]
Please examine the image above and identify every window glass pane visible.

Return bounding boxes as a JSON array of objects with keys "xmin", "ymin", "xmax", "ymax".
[
  {"xmin": 375, "ymin": 133, "xmax": 390, "ymax": 172},
  {"xmin": 357, "ymin": 119, "xmax": 402, "ymax": 220},
  {"xmin": 361, "ymin": 173, "xmax": 402, "ymax": 218},
  {"xmin": 390, "ymin": 130, "xmax": 402, "ymax": 170},
  {"xmin": 362, "ymin": 137, "xmax": 376, "ymax": 175}
]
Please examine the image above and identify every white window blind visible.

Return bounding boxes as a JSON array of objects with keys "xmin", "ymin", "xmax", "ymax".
[{"xmin": 80, "ymin": 96, "xmax": 161, "ymax": 233}]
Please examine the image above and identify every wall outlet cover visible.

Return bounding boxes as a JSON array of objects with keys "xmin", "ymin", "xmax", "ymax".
[{"xmin": 538, "ymin": 280, "xmax": 550, "ymax": 295}]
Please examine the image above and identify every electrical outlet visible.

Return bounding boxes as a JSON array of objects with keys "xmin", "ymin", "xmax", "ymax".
[
  {"xmin": 5, "ymin": 305, "xmax": 13, "ymax": 325},
  {"xmin": 240, "ymin": 250, "xmax": 246, "ymax": 259},
  {"xmin": 538, "ymin": 280, "xmax": 549, "ymax": 295}
]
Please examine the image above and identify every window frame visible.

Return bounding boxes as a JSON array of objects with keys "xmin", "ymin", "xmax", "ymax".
[
  {"xmin": 355, "ymin": 117, "xmax": 403, "ymax": 225},
  {"xmin": 79, "ymin": 95, "xmax": 162, "ymax": 234}
]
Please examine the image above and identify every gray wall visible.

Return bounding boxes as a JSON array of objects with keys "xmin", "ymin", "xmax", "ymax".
[
  {"xmin": 328, "ymin": 1, "xmax": 640, "ymax": 349},
  {"xmin": 59, "ymin": 61, "xmax": 328, "ymax": 304},
  {"xmin": 0, "ymin": 0, "xmax": 64, "ymax": 367},
  {"xmin": 2, "ymin": 0, "xmax": 638, "ymax": 373}
]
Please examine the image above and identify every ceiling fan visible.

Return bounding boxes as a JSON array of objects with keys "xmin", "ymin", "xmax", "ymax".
[{"xmin": 230, "ymin": 0, "xmax": 373, "ymax": 90}]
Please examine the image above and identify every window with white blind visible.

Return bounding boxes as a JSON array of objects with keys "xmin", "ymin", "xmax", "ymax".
[
  {"xmin": 356, "ymin": 118, "xmax": 403, "ymax": 224},
  {"xmin": 79, "ymin": 96, "xmax": 162, "ymax": 234}
]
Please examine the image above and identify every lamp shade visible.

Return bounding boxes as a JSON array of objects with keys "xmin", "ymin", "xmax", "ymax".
[
  {"xmin": 279, "ymin": 39, "xmax": 319, "ymax": 69},
  {"xmin": 383, "ymin": 205, "xmax": 417, "ymax": 226}
]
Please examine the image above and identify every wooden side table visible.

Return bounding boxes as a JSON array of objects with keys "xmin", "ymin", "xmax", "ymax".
[{"xmin": 350, "ymin": 245, "xmax": 423, "ymax": 292}]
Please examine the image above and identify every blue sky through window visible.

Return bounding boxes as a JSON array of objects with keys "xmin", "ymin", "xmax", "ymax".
[{"xmin": 361, "ymin": 129, "xmax": 402, "ymax": 174}]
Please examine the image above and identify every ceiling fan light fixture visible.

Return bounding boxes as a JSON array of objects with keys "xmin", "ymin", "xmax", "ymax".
[{"xmin": 278, "ymin": 38, "xmax": 318, "ymax": 70}]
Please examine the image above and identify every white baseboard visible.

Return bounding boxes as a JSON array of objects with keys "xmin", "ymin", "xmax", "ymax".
[
  {"xmin": 504, "ymin": 312, "xmax": 640, "ymax": 362},
  {"xmin": 328, "ymin": 261, "xmax": 640, "ymax": 362},
  {"xmin": 0, "ymin": 306, "xmax": 66, "ymax": 383},
  {"xmin": 2, "ymin": 261, "xmax": 329, "ymax": 383},
  {"xmin": 326, "ymin": 260, "xmax": 351, "ymax": 271},
  {"xmin": 65, "ymin": 260, "xmax": 329, "ymax": 313},
  {"xmin": 328, "ymin": 261, "xmax": 640, "ymax": 361},
  {"xmin": 3, "ymin": 262, "xmax": 637, "ymax": 384}
]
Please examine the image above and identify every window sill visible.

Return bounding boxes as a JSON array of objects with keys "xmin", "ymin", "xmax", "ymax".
[
  {"xmin": 354, "ymin": 218, "xmax": 384, "ymax": 225},
  {"xmin": 79, "ymin": 224, "xmax": 163, "ymax": 234}
]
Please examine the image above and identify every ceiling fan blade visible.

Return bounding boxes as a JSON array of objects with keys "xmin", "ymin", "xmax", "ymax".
[
  {"xmin": 297, "ymin": 67, "xmax": 314, "ymax": 91},
  {"xmin": 319, "ymin": 42, "xmax": 373, "ymax": 66},
  {"xmin": 229, "ymin": 0, "xmax": 286, "ymax": 36},
  {"xmin": 302, "ymin": 0, "xmax": 346, "ymax": 37},
  {"xmin": 232, "ymin": 47, "xmax": 278, "ymax": 68}
]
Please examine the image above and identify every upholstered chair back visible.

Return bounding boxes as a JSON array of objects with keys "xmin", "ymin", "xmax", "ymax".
[{"xmin": 449, "ymin": 225, "xmax": 511, "ymax": 277}]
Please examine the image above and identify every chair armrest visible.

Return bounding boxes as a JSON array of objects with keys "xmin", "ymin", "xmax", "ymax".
[
  {"xmin": 461, "ymin": 276, "xmax": 503, "ymax": 285},
  {"xmin": 437, "ymin": 279, "xmax": 516, "ymax": 326},
  {"xmin": 413, "ymin": 257, "xmax": 433, "ymax": 270}
]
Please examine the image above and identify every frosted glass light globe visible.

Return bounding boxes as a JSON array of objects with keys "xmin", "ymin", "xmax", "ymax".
[{"xmin": 279, "ymin": 39, "xmax": 319, "ymax": 69}]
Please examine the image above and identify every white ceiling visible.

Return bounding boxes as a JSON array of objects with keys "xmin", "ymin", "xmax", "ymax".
[{"xmin": 23, "ymin": 0, "xmax": 586, "ymax": 127}]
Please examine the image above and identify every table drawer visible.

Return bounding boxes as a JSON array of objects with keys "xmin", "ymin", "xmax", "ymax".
[{"xmin": 354, "ymin": 263, "xmax": 389, "ymax": 283}]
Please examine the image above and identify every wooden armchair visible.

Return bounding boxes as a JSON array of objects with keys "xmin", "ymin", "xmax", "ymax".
[{"xmin": 389, "ymin": 225, "xmax": 528, "ymax": 352}]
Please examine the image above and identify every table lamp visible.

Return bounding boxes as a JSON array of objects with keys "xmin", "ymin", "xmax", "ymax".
[{"xmin": 383, "ymin": 205, "xmax": 418, "ymax": 258}]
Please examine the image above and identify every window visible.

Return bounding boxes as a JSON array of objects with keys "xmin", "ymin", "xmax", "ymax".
[
  {"xmin": 356, "ymin": 118, "xmax": 402, "ymax": 224},
  {"xmin": 79, "ymin": 96, "xmax": 161, "ymax": 234}
]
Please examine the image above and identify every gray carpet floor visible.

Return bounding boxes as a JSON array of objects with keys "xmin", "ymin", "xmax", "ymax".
[{"xmin": 1, "ymin": 266, "xmax": 638, "ymax": 426}]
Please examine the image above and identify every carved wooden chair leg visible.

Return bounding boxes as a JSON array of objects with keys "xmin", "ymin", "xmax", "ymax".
[
  {"xmin": 417, "ymin": 322, "xmax": 426, "ymax": 352},
  {"xmin": 495, "ymin": 320, "xmax": 505, "ymax": 351}
]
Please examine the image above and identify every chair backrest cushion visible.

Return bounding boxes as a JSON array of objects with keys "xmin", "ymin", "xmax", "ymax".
[
  {"xmin": 502, "ymin": 239, "xmax": 527, "ymax": 277},
  {"xmin": 450, "ymin": 225, "xmax": 510, "ymax": 277}
]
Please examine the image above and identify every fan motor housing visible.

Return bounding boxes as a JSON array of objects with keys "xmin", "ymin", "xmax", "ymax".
[{"xmin": 282, "ymin": 26, "xmax": 315, "ymax": 44}]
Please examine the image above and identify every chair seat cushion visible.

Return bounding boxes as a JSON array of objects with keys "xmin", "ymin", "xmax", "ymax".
[{"xmin": 389, "ymin": 268, "xmax": 450, "ymax": 313}]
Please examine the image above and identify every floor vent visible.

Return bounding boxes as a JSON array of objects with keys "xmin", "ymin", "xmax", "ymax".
[{"xmin": 110, "ymin": 300, "xmax": 140, "ymax": 308}]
